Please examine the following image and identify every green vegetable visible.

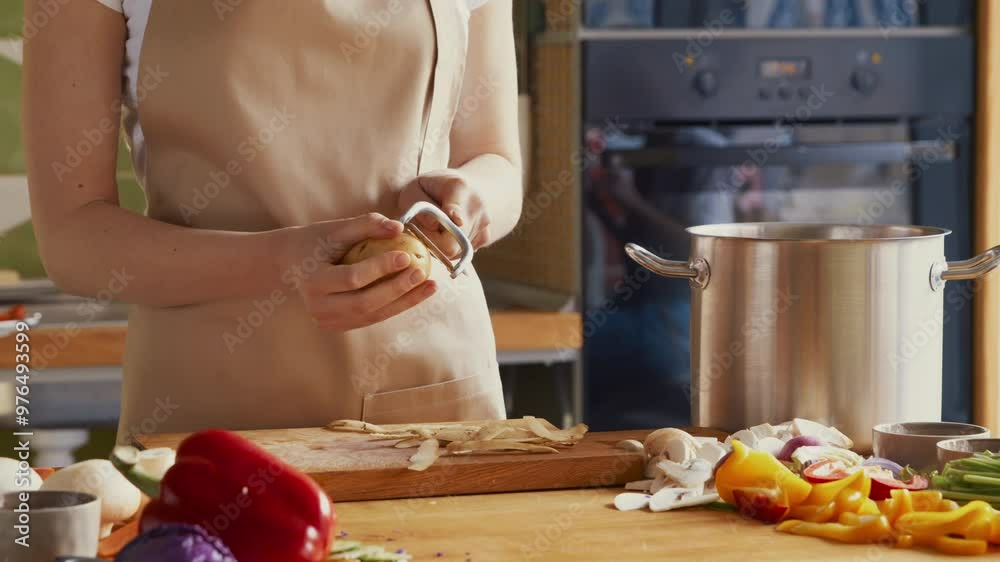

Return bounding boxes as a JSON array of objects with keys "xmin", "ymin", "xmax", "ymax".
[
  {"xmin": 932, "ymin": 450, "xmax": 1000, "ymax": 509},
  {"xmin": 327, "ymin": 541, "xmax": 412, "ymax": 561}
]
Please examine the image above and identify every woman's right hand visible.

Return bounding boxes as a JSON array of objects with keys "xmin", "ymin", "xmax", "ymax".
[{"xmin": 281, "ymin": 213, "xmax": 437, "ymax": 331}]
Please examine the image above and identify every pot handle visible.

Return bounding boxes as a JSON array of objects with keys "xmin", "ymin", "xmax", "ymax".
[
  {"xmin": 625, "ymin": 243, "xmax": 710, "ymax": 289},
  {"xmin": 930, "ymin": 245, "xmax": 1000, "ymax": 290}
]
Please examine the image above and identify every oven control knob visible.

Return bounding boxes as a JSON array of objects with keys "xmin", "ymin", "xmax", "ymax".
[
  {"xmin": 851, "ymin": 68, "xmax": 879, "ymax": 95},
  {"xmin": 693, "ymin": 70, "xmax": 719, "ymax": 98}
]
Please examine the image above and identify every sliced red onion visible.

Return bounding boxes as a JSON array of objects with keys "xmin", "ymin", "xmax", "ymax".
[{"xmin": 862, "ymin": 456, "xmax": 903, "ymax": 478}]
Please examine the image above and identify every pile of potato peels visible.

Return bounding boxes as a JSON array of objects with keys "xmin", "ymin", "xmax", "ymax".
[{"xmin": 325, "ymin": 417, "xmax": 589, "ymax": 471}]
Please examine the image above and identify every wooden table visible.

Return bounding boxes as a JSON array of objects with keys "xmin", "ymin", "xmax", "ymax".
[{"xmin": 335, "ymin": 488, "xmax": 977, "ymax": 562}]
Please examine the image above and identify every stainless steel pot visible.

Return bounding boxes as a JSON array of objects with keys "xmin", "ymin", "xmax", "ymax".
[{"xmin": 626, "ymin": 224, "xmax": 1000, "ymax": 451}]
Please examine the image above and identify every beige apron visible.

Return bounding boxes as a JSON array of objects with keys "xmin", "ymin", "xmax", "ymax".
[{"xmin": 117, "ymin": 0, "xmax": 504, "ymax": 442}]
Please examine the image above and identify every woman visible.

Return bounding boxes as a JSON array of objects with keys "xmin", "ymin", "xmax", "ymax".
[{"xmin": 23, "ymin": 0, "xmax": 522, "ymax": 442}]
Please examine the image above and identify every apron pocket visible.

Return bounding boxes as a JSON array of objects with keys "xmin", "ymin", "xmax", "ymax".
[{"xmin": 361, "ymin": 374, "xmax": 504, "ymax": 424}]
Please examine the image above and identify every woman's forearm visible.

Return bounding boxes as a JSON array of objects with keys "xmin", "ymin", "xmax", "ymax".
[
  {"xmin": 457, "ymin": 153, "xmax": 523, "ymax": 242},
  {"xmin": 39, "ymin": 200, "xmax": 288, "ymax": 307}
]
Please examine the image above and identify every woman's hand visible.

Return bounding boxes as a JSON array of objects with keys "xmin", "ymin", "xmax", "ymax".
[
  {"xmin": 397, "ymin": 169, "xmax": 492, "ymax": 259},
  {"xmin": 282, "ymin": 213, "xmax": 436, "ymax": 331}
]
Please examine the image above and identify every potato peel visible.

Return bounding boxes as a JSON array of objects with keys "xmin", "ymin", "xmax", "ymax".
[
  {"xmin": 408, "ymin": 439, "xmax": 440, "ymax": 471},
  {"xmin": 326, "ymin": 416, "xmax": 588, "ymax": 470},
  {"xmin": 446, "ymin": 440, "xmax": 559, "ymax": 454}
]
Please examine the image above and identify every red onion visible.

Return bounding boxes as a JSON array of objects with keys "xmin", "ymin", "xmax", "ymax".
[
  {"xmin": 862, "ymin": 456, "xmax": 903, "ymax": 478},
  {"xmin": 777, "ymin": 435, "xmax": 824, "ymax": 461}
]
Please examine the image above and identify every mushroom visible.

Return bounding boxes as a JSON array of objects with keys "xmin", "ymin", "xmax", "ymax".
[
  {"xmin": 655, "ymin": 458, "xmax": 712, "ymax": 491},
  {"xmin": 648, "ymin": 488, "xmax": 719, "ymax": 512},
  {"xmin": 695, "ymin": 441, "xmax": 728, "ymax": 465},
  {"xmin": 41, "ymin": 459, "xmax": 142, "ymax": 537},
  {"xmin": 755, "ymin": 437, "xmax": 787, "ymax": 458},
  {"xmin": 0, "ymin": 457, "xmax": 42, "ymax": 494},
  {"xmin": 613, "ymin": 492, "xmax": 652, "ymax": 511},
  {"xmin": 643, "ymin": 428, "xmax": 700, "ymax": 463}
]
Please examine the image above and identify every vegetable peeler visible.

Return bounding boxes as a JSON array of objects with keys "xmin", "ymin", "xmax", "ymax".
[{"xmin": 399, "ymin": 201, "xmax": 473, "ymax": 278}]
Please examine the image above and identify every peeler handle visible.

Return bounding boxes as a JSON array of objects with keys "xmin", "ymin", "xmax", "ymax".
[{"xmin": 399, "ymin": 201, "xmax": 473, "ymax": 278}]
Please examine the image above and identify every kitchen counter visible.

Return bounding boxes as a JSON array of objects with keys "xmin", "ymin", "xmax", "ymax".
[
  {"xmin": 337, "ymin": 488, "xmax": 974, "ymax": 561},
  {"xmin": 0, "ymin": 311, "xmax": 581, "ymax": 369}
]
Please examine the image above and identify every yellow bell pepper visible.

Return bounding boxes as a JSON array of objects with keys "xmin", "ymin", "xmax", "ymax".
[
  {"xmin": 894, "ymin": 500, "xmax": 994, "ymax": 539},
  {"xmin": 786, "ymin": 468, "xmax": 872, "ymax": 523},
  {"xmin": 777, "ymin": 514, "xmax": 894, "ymax": 544},
  {"xmin": 715, "ymin": 440, "xmax": 812, "ymax": 506}
]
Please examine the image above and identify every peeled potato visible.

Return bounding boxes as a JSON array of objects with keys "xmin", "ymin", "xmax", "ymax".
[{"xmin": 342, "ymin": 233, "xmax": 432, "ymax": 277}]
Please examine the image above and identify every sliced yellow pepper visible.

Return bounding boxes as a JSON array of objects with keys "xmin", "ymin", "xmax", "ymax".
[
  {"xmin": 894, "ymin": 501, "xmax": 993, "ymax": 539},
  {"xmin": 777, "ymin": 515, "xmax": 894, "ymax": 544},
  {"xmin": 918, "ymin": 536, "xmax": 988, "ymax": 556},
  {"xmin": 798, "ymin": 469, "xmax": 869, "ymax": 507},
  {"xmin": 857, "ymin": 498, "xmax": 881, "ymax": 516},
  {"xmin": 715, "ymin": 440, "xmax": 812, "ymax": 506}
]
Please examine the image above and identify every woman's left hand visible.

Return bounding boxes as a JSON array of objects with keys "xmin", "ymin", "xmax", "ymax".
[{"xmin": 397, "ymin": 169, "xmax": 492, "ymax": 258}]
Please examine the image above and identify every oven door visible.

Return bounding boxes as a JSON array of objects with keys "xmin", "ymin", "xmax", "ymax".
[{"xmin": 582, "ymin": 121, "xmax": 970, "ymax": 430}]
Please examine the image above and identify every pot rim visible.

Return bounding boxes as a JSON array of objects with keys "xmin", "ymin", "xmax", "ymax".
[{"xmin": 687, "ymin": 222, "xmax": 952, "ymax": 242}]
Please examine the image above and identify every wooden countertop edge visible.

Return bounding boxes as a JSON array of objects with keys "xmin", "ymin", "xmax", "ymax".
[{"xmin": 0, "ymin": 311, "xmax": 581, "ymax": 369}]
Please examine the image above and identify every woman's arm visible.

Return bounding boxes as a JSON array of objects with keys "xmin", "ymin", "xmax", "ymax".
[
  {"xmin": 23, "ymin": 0, "xmax": 294, "ymax": 306},
  {"xmin": 22, "ymin": 0, "xmax": 433, "ymax": 324},
  {"xmin": 448, "ymin": 0, "xmax": 523, "ymax": 243},
  {"xmin": 398, "ymin": 0, "xmax": 523, "ymax": 254}
]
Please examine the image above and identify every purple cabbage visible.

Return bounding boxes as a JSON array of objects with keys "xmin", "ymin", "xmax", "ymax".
[{"xmin": 115, "ymin": 524, "xmax": 236, "ymax": 562}]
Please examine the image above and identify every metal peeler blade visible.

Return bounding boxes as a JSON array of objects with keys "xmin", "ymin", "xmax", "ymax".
[{"xmin": 399, "ymin": 201, "xmax": 473, "ymax": 278}]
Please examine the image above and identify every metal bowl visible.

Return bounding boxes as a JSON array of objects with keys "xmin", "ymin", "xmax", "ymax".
[
  {"xmin": 872, "ymin": 422, "xmax": 990, "ymax": 471},
  {"xmin": 937, "ymin": 438, "xmax": 1000, "ymax": 467}
]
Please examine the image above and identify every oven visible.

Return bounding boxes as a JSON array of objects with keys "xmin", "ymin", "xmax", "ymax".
[{"xmin": 579, "ymin": 1, "xmax": 976, "ymax": 430}]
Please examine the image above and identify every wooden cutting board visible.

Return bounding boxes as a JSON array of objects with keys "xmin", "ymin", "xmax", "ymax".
[{"xmin": 136, "ymin": 426, "xmax": 724, "ymax": 502}]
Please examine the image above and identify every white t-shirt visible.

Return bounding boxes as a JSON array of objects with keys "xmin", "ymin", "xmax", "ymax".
[{"xmin": 92, "ymin": 0, "xmax": 492, "ymax": 187}]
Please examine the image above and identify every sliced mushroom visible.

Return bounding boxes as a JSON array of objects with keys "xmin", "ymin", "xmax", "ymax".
[
  {"xmin": 613, "ymin": 492, "xmax": 652, "ymax": 511},
  {"xmin": 648, "ymin": 488, "xmax": 719, "ymax": 512}
]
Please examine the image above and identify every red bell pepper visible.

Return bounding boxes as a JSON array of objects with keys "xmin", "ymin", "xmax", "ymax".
[{"xmin": 113, "ymin": 429, "xmax": 336, "ymax": 562}]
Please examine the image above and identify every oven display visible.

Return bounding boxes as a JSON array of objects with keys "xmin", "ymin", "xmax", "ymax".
[{"xmin": 759, "ymin": 58, "xmax": 811, "ymax": 79}]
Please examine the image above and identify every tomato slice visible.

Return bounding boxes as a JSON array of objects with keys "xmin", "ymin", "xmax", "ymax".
[
  {"xmin": 802, "ymin": 460, "xmax": 854, "ymax": 484},
  {"xmin": 869, "ymin": 473, "xmax": 929, "ymax": 501}
]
